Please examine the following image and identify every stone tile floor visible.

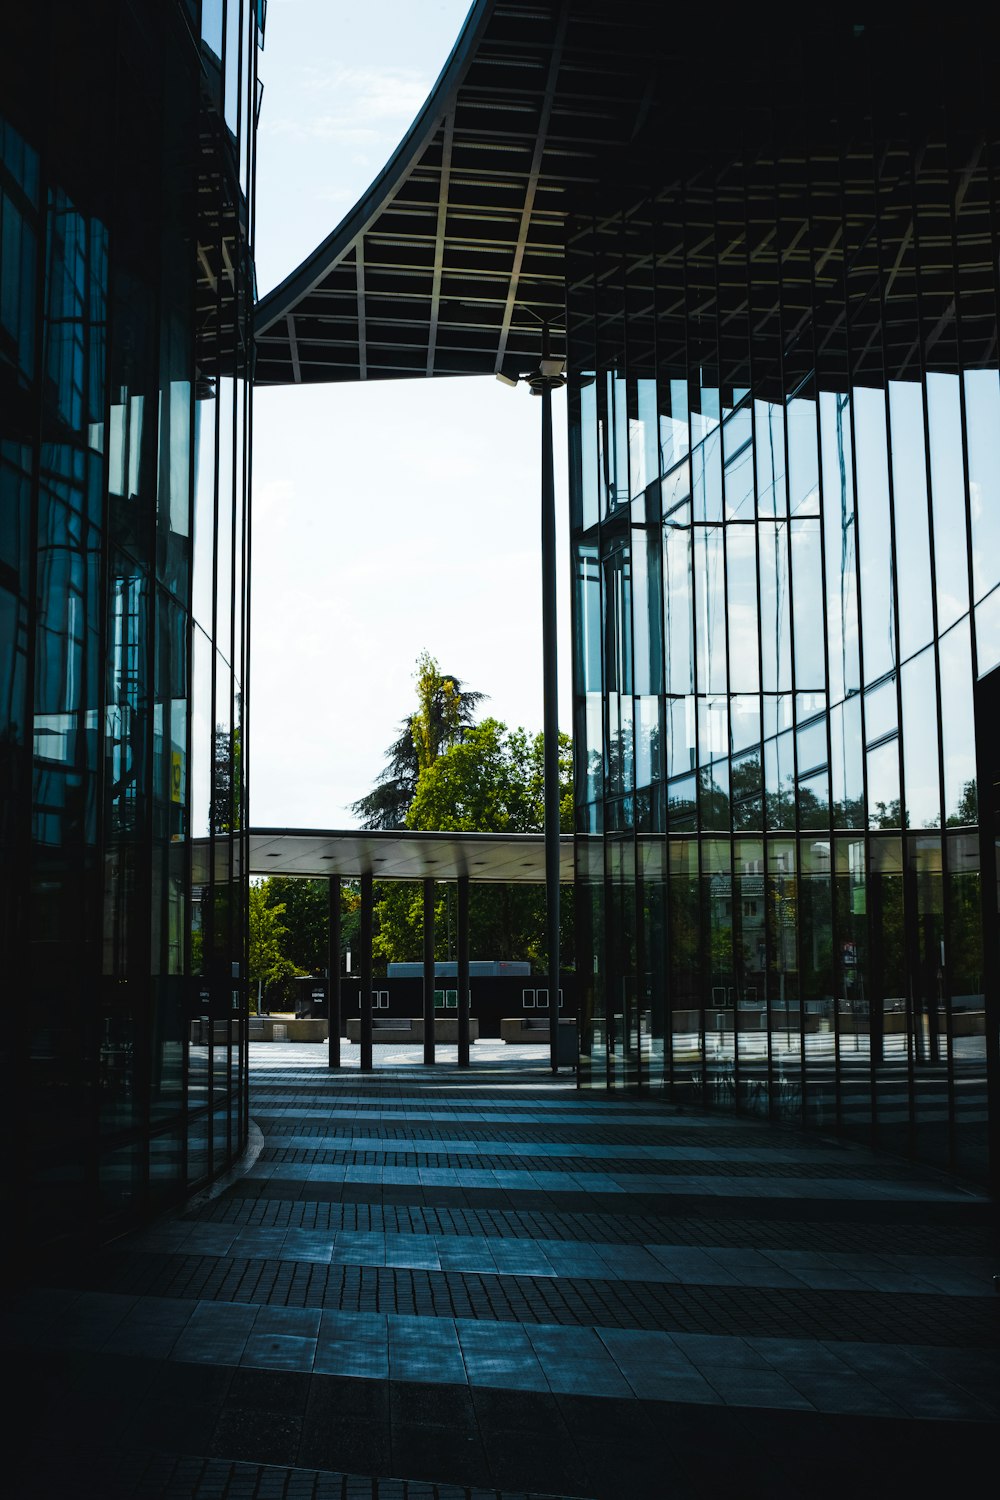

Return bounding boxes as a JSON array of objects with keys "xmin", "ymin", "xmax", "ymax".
[{"xmin": 4, "ymin": 1040, "xmax": 999, "ymax": 1499}]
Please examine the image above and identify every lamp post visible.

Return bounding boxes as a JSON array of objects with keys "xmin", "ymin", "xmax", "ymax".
[{"xmin": 497, "ymin": 321, "xmax": 566, "ymax": 1072}]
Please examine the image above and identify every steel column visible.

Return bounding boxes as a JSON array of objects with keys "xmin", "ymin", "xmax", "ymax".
[
  {"xmin": 360, "ymin": 871, "xmax": 373, "ymax": 1071},
  {"xmin": 457, "ymin": 875, "xmax": 470, "ymax": 1067},
  {"xmin": 423, "ymin": 877, "xmax": 436, "ymax": 1064},
  {"xmin": 540, "ymin": 326, "xmax": 561, "ymax": 1073},
  {"xmin": 327, "ymin": 875, "xmax": 341, "ymax": 1068}
]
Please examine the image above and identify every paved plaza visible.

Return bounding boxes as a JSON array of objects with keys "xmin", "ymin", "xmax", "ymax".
[{"xmin": 5, "ymin": 1041, "xmax": 999, "ymax": 1498}]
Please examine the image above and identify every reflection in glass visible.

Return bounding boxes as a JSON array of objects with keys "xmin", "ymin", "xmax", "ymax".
[
  {"xmin": 964, "ymin": 369, "xmax": 1000, "ymax": 603},
  {"xmin": 853, "ymin": 386, "xmax": 896, "ymax": 684},
  {"xmin": 631, "ymin": 529, "xmax": 662, "ymax": 695},
  {"xmin": 726, "ymin": 526, "xmax": 759, "ymax": 690},
  {"xmin": 901, "ymin": 647, "xmax": 941, "ymax": 828},
  {"xmin": 820, "ymin": 392, "xmax": 860, "ymax": 703},
  {"xmin": 939, "ymin": 621, "xmax": 976, "ymax": 825},
  {"xmin": 791, "ymin": 519, "xmax": 824, "ymax": 689},
  {"xmin": 663, "ymin": 510, "xmax": 693, "ymax": 695},
  {"xmin": 926, "ymin": 373, "xmax": 969, "ymax": 632},
  {"xmin": 694, "ymin": 526, "xmax": 727, "ymax": 694},
  {"xmin": 787, "ymin": 395, "xmax": 820, "ymax": 515},
  {"xmin": 888, "ymin": 381, "xmax": 933, "ymax": 661},
  {"xmin": 759, "ymin": 521, "xmax": 791, "ymax": 693},
  {"xmin": 755, "ymin": 401, "xmax": 786, "ymax": 515},
  {"xmin": 867, "ymin": 738, "xmax": 900, "ymax": 829}
]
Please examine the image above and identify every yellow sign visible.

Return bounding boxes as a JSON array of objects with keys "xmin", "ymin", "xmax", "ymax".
[{"xmin": 171, "ymin": 751, "xmax": 183, "ymax": 803}]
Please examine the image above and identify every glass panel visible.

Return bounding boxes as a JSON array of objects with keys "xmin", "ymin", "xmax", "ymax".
[
  {"xmin": 901, "ymin": 646, "xmax": 941, "ymax": 829},
  {"xmin": 191, "ymin": 624, "xmax": 212, "ymax": 840},
  {"xmin": 735, "ymin": 838, "xmax": 767, "ymax": 1098},
  {"xmin": 888, "ymin": 380, "xmax": 934, "ymax": 661},
  {"xmin": 580, "ymin": 375, "xmax": 598, "ymax": 529},
  {"xmin": 666, "ymin": 696, "xmax": 696, "ymax": 778},
  {"xmin": 754, "ymin": 400, "xmax": 786, "ymax": 516},
  {"xmin": 723, "ymin": 404, "xmax": 754, "ymax": 520},
  {"xmin": 635, "ymin": 696, "xmax": 661, "ymax": 788},
  {"xmin": 766, "ymin": 839, "xmax": 799, "ymax": 1107},
  {"xmin": 975, "ymin": 588, "xmax": 1000, "ymax": 678},
  {"xmin": 731, "ymin": 750, "xmax": 762, "ymax": 831},
  {"xmin": 800, "ymin": 840, "xmax": 834, "ymax": 1085},
  {"xmin": 820, "ymin": 391, "xmax": 860, "ymax": 704},
  {"xmin": 574, "ymin": 544, "xmax": 601, "ymax": 692},
  {"xmin": 698, "ymin": 696, "xmax": 728, "ymax": 766},
  {"xmin": 694, "ymin": 527, "xmax": 727, "ymax": 695},
  {"xmin": 853, "ymin": 385, "xmax": 896, "ymax": 685},
  {"xmin": 830, "ymin": 697, "xmax": 864, "ymax": 828},
  {"xmin": 864, "ymin": 677, "xmax": 897, "ymax": 745},
  {"xmin": 730, "ymin": 695, "xmax": 760, "ymax": 755},
  {"xmin": 926, "ymin": 372, "xmax": 969, "ymax": 632},
  {"xmin": 787, "ymin": 394, "xmax": 820, "ymax": 515},
  {"xmin": 946, "ymin": 832, "xmax": 986, "ymax": 1179},
  {"xmin": 939, "ymin": 621, "xmax": 976, "ymax": 825},
  {"xmin": 659, "ymin": 378, "xmax": 689, "ymax": 474},
  {"xmin": 791, "ymin": 519, "xmax": 824, "ymax": 690},
  {"xmin": 668, "ymin": 839, "xmax": 701, "ymax": 1085},
  {"xmin": 667, "ymin": 773, "xmax": 697, "ymax": 831},
  {"xmin": 215, "ymin": 377, "xmax": 234, "ymax": 666},
  {"xmin": 663, "ymin": 507, "xmax": 693, "ymax": 695},
  {"xmin": 726, "ymin": 525, "xmax": 759, "ymax": 692},
  {"xmin": 224, "ymin": 0, "xmax": 242, "ymax": 131},
  {"xmin": 759, "ymin": 521, "xmax": 791, "ymax": 693},
  {"xmin": 764, "ymin": 731, "xmax": 794, "ymax": 831},
  {"xmin": 867, "ymin": 738, "xmax": 900, "ymax": 829},
  {"xmin": 631, "ymin": 529, "xmax": 662, "ymax": 695},
  {"xmin": 692, "ymin": 428, "xmax": 722, "ymax": 523},
  {"xmin": 631, "ymin": 377, "xmax": 659, "ymax": 505},
  {"xmin": 192, "ymin": 390, "xmax": 216, "ymax": 633},
  {"xmin": 964, "ymin": 368, "xmax": 1000, "ymax": 603}
]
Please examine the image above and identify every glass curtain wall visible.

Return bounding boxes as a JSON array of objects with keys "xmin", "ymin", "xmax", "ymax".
[
  {"xmin": 0, "ymin": 0, "xmax": 260, "ymax": 1252},
  {"xmin": 567, "ymin": 36, "xmax": 997, "ymax": 1188}
]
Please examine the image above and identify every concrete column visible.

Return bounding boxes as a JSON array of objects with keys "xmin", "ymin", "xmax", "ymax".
[{"xmin": 423, "ymin": 877, "xmax": 436, "ymax": 1065}]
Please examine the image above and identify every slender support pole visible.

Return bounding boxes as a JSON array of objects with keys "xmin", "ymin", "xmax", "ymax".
[
  {"xmin": 360, "ymin": 870, "xmax": 373, "ymax": 1071},
  {"xmin": 423, "ymin": 877, "xmax": 436, "ymax": 1065},
  {"xmin": 540, "ymin": 325, "xmax": 561, "ymax": 1073},
  {"xmin": 327, "ymin": 875, "xmax": 341, "ymax": 1068},
  {"xmin": 457, "ymin": 875, "xmax": 470, "ymax": 1067}
]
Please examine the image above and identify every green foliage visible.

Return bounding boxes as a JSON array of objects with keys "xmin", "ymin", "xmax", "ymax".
[
  {"xmin": 406, "ymin": 719, "xmax": 573, "ymax": 835},
  {"xmin": 369, "ymin": 720, "xmax": 574, "ymax": 970},
  {"xmin": 263, "ymin": 877, "xmax": 361, "ymax": 973},
  {"xmin": 248, "ymin": 882, "xmax": 299, "ymax": 1003},
  {"xmin": 352, "ymin": 659, "xmax": 575, "ymax": 973},
  {"xmin": 351, "ymin": 650, "xmax": 485, "ymax": 829}
]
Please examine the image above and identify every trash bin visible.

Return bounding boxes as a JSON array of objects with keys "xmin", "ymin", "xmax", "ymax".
[{"xmin": 556, "ymin": 1017, "xmax": 579, "ymax": 1068}]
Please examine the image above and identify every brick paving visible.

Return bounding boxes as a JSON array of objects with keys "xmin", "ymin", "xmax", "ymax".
[{"xmin": 4, "ymin": 1041, "xmax": 999, "ymax": 1499}]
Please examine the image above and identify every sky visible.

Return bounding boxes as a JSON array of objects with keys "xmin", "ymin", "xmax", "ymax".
[{"xmin": 250, "ymin": 0, "xmax": 571, "ymax": 829}]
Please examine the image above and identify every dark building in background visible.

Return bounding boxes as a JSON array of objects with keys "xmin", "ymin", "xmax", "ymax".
[
  {"xmin": 255, "ymin": 3, "xmax": 1000, "ymax": 1191},
  {"xmin": 0, "ymin": 0, "xmax": 259, "ymax": 1254}
]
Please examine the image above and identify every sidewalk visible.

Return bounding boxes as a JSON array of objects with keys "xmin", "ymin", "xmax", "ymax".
[{"xmin": 5, "ymin": 1041, "xmax": 999, "ymax": 1498}]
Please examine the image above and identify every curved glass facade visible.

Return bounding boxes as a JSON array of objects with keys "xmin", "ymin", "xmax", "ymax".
[
  {"xmin": 0, "ymin": 0, "xmax": 259, "ymax": 1251},
  {"xmin": 567, "ymin": 53, "xmax": 999, "ymax": 1187}
]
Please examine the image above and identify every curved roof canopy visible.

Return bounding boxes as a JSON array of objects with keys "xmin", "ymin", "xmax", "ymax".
[
  {"xmin": 253, "ymin": 0, "xmax": 657, "ymax": 385},
  {"xmin": 247, "ymin": 828, "xmax": 574, "ymax": 883}
]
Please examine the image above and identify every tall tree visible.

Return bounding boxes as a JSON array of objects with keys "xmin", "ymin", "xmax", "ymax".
[
  {"xmin": 351, "ymin": 649, "xmax": 485, "ymax": 829},
  {"xmin": 248, "ymin": 882, "xmax": 299, "ymax": 1010},
  {"xmin": 372, "ymin": 720, "xmax": 574, "ymax": 969}
]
